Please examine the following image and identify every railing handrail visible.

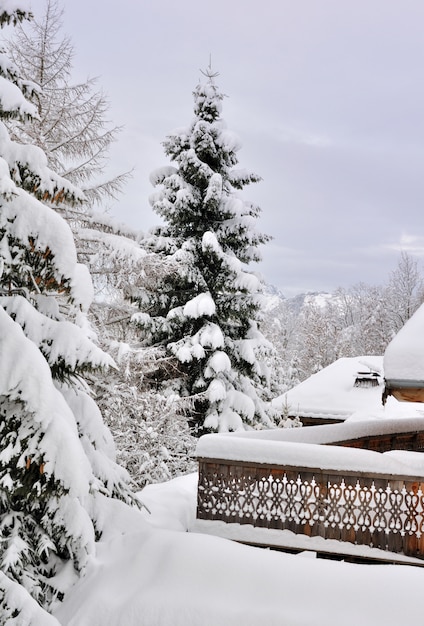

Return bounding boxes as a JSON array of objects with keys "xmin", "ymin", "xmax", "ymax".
[{"xmin": 197, "ymin": 455, "xmax": 424, "ymax": 484}]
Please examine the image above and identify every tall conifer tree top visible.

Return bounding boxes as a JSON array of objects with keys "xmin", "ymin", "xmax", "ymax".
[{"xmin": 133, "ymin": 68, "xmax": 275, "ymax": 432}]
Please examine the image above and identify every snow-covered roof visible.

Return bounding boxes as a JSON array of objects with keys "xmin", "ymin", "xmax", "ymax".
[
  {"xmin": 273, "ymin": 356, "xmax": 386, "ymax": 421},
  {"xmin": 384, "ymin": 303, "xmax": 424, "ymax": 384}
]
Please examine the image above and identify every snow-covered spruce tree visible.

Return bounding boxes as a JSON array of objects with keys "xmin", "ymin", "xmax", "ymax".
[
  {"xmin": 0, "ymin": 3, "xmax": 136, "ymax": 619},
  {"xmin": 131, "ymin": 68, "xmax": 275, "ymax": 433}
]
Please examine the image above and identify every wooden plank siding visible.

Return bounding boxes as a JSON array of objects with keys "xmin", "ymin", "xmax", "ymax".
[{"xmin": 332, "ymin": 429, "xmax": 424, "ymax": 453}]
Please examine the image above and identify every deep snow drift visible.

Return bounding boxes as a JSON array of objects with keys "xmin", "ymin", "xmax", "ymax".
[{"xmin": 54, "ymin": 473, "xmax": 424, "ymax": 626}]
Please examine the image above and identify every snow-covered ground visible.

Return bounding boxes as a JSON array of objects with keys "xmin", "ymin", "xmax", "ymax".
[{"xmin": 54, "ymin": 473, "xmax": 424, "ymax": 626}]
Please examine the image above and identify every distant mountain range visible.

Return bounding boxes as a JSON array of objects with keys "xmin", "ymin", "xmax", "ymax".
[{"xmin": 263, "ymin": 284, "xmax": 334, "ymax": 315}]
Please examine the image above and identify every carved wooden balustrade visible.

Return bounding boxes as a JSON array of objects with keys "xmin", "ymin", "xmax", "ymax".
[
  {"xmin": 196, "ymin": 418, "xmax": 424, "ymax": 561},
  {"xmin": 197, "ymin": 459, "xmax": 424, "ymax": 558}
]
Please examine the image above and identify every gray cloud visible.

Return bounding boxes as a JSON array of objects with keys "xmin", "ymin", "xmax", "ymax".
[{"xmin": 27, "ymin": 0, "xmax": 424, "ymax": 294}]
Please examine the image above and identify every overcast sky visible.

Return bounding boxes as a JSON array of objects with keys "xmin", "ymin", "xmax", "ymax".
[{"xmin": 25, "ymin": 0, "xmax": 424, "ymax": 296}]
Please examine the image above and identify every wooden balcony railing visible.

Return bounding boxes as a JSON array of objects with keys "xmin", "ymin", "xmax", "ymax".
[
  {"xmin": 195, "ymin": 418, "xmax": 424, "ymax": 562},
  {"xmin": 197, "ymin": 458, "xmax": 424, "ymax": 559}
]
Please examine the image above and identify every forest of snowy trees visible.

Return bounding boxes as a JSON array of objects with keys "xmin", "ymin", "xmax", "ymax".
[
  {"xmin": 264, "ymin": 249, "xmax": 424, "ymax": 391},
  {"xmin": 1, "ymin": 0, "xmax": 424, "ymax": 621}
]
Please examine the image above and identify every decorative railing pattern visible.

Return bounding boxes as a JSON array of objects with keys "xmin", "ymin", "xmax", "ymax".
[{"xmin": 197, "ymin": 459, "xmax": 424, "ymax": 558}]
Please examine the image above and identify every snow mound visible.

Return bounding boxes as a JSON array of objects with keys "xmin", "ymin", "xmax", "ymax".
[
  {"xmin": 54, "ymin": 474, "xmax": 424, "ymax": 626},
  {"xmin": 183, "ymin": 292, "xmax": 216, "ymax": 318}
]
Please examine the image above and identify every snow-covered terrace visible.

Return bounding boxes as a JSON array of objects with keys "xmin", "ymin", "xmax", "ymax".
[{"xmin": 195, "ymin": 416, "xmax": 424, "ymax": 563}]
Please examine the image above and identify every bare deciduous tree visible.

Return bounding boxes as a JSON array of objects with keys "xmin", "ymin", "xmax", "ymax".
[{"xmin": 6, "ymin": 0, "xmax": 131, "ymax": 208}]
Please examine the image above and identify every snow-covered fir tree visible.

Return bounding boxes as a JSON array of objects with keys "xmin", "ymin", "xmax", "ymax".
[
  {"xmin": 131, "ymin": 67, "xmax": 275, "ymax": 433},
  {"xmin": 0, "ymin": 3, "xmax": 136, "ymax": 619}
]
